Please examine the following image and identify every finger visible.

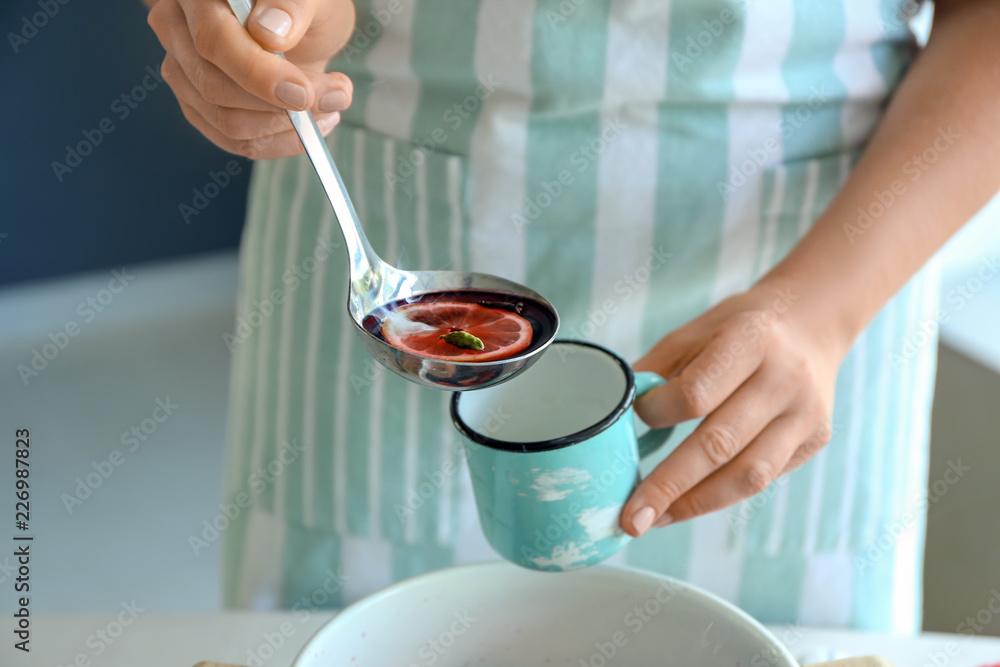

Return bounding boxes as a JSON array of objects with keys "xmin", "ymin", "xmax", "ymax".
[
  {"xmin": 179, "ymin": 0, "xmax": 318, "ymax": 110},
  {"xmin": 634, "ymin": 326, "xmax": 766, "ymax": 428},
  {"xmin": 163, "ymin": 55, "xmax": 294, "ymax": 140},
  {"xmin": 661, "ymin": 414, "xmax": 808, "ymax": 524},
  {"xmin": 176, "ymin": 98, "xmax": 339, "ymax": 159},
  {"xmin": 149, "ymin": 0, "xmax": 276, "ymax": 111},
  {"xmin": 248, "ymin": 0, "xmax": 320, "ymax": 52},
  {"xmin": 621, "ymin": 371, "xmax": 788, "ymax": 537},
  {"xmin": 780, "ymin": 421, "xmax": 834, "ymax": 475}
]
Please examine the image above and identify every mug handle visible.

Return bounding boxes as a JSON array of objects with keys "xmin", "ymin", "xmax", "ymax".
[{"xmin": 634, "ymin": 371, "xmax": 675, "ymax": 459}]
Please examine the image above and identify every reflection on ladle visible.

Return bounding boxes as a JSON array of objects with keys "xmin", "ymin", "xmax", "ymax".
[{"xmin": 225, "ymin": 0, "xmax": 559, "ymax": 391}]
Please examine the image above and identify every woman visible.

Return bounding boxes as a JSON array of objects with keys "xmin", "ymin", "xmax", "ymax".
[{"xmin": 146, "ymin": 0, "xmax": 1000, "ymax": 631}]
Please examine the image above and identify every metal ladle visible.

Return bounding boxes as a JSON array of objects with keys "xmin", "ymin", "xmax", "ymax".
[{"xmin": 225, "ymin": 0, "xmax": 559, "ymax": 390}]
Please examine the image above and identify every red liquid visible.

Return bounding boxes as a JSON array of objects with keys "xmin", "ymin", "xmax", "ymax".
[{"xmin": 363, "ymin": 290, "xmax": 557, "ymax": 361}]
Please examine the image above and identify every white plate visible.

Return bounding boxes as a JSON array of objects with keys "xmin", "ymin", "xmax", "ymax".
[{"xmin": 291, "ymin": 561, "xmax": 799, "ymax": 667}]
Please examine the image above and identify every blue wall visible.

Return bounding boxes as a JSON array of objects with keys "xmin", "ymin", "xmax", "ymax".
[{"xmin": 0, "ymin": 0, "xmax": 250, "ymax": 286}]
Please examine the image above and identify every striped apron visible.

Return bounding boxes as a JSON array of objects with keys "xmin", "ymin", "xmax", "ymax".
[{"xmin": 219, "ymin": 0, "xmax": 938, "ymax": 633}]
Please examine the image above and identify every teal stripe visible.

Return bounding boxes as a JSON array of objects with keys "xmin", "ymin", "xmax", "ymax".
[
  {"xmin": 278, "ymin": 157, "xmax": 318, "ymax": 526},
  {"xmin": 738, "ymin": 554, "xmax": 806, "ymax": 624},
  {"xmin": 254, "ymin": 159, "xmax": 297, "ymax": 514},
  {"xmin": 378, "ymin": 141, "xmax": 422, "ymax": 543},
  {"xmin": 872, "ymin": 0, "xmax": 917, "ymax": 90},
  {"xmin": 330, "ymin": 0, "xmax": 382, "ymax": 126},
  {"xmin": 408, "ymin": 0, "xmax": 484, "ymax": 156},
  {"xmin": 629, "ymin": 1, "xmax": 747, "ymax": 577},
  {"xmin": 391, "ymin": 541, "xmax": 453, "ymax": 583},
  {"xmin": 853, "ymin": 546, "xmax": 896, "ymax": 630},
  {"xmin": 524, "ymin": 0, "xmax": 611, "ymax": 328},
  {"xmin": 221, "ymin": 159, "xmax": 274, "ymax": 606},
  {"xmin": 780, "ymin": 0, "xmax": 846, "ymax": 161},
  {"xmin": 281, "ymin": 524, "xmax": 344, "ymax": 609}
]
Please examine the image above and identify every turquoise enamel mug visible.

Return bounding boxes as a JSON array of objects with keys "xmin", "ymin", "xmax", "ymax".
[{"xmin": 450, "ymin": 340, "xmax": 674, "ymax": 572}]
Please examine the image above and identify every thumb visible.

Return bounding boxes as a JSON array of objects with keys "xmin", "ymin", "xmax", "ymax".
[{"xmin": 248, "ymin": 0, "xmax": 320, "ymax": 53}]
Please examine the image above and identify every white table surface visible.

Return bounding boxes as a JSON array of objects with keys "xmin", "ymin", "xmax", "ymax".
[{"xmin": 13, "ymin": 611, "xmax": 1000, "ymax": 667}]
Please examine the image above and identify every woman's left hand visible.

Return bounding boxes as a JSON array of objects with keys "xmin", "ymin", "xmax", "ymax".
[{"xmin": 620, "ymin": 279, "xmax": 850, "ymax": 536}]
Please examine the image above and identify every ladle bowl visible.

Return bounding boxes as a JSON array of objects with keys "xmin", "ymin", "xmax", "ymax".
[{"xmin": 227, "ymin": 0, "xmax": 559, "ymax": 391}]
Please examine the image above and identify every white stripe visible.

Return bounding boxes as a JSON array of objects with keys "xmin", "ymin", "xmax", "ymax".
[
  {"xmin": 836, "ymin": 332, "xmax": 867, "ymax": 551},
  {"xmin": 588, "ymin": 0, "xmax": 669, "ymax": 362},
  {"xmin": 834, "ymin": 0, "xmax": 889, "ymax": 148},
  {"xmin": 710, "ymin": 0, "xmax": 792, "ymax": 303},
  {"xmin": 235, "ymin": 509, "xmax": 287, "ymax": 610},
  {"xmin": 757, "ymin": 165, "xmax": 787, "ymax": 275},
  {"xmin": 365, "ymin": 141, "xmax": 400, "ymax": 540},
  {"xmin": 226, "ymin": 161, "xmax": 270, "ymax": 498},
  {"xmin": 891, "ymin": 265, "xmax": 939, "ymax": 633},
  {"xmin": 763, "ymin": 478, "xmax": 790, "ymax": 556},
  {"xmin": 730, "ymin": 0, "xmax": 794, "ymax": 103},
  {"xmin": 864, "ymin": 302, "xmax": 897, "ymax": 543},
  {"xmin": 447, "ymin": 157, "xmax": 464, "ymax": 272},
  {"xmin": 437, "ymin": 160, "xmax": 465, "ymax": 545},
  {"xmin": 300, "ymin": 204, "xmax": 335, "ymax": 528},
  {"xmin": 437, "ymin": 392, "xmax": 454, "ymax": 545},
  {"xmin": 468, "ymin": 0, "xmax": 535, "ymax": 283},
  {"xmin": 796, "ymin": 159, "xmax": 820, "ymax": 236},
  {"xmin": 249, "ymin": 160, "xmax": 289, "ymax": 479},
  {"xmin": 687, "ymin": 512, "xmax": 745, "ymax": 604},
  {"xmin": 403, "ymin": 383, "xmax": 420, "ymax": 544},
  {"xmin": 400, "ymin": 157, "xmax": 432, "ymax": 545},
  {"xmin": 801, "ymin": 448, "xmax": 828, "ymax": 554},
  {"xmin": 797, "ymin": 551, "xmax": 855, "ymax": 626},
  {"xmin": 272, "ymin": 157, "xmax": 310, "ymax": 519},
  {"xmin": 340, "ymin": 535, "xmax": 393, "ymax": 604},
  {"xmin": 330, "ymin": 133, "xmax": 368, "ymax": 535},
  {"xmin": 362, "ymin": 0, "xmax": 420, "ymax": 143}
]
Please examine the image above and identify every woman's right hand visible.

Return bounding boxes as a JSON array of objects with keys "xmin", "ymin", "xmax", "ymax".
[{"xmin": 147, "ymin": 0, "xmax": 356, "ymax": 159}]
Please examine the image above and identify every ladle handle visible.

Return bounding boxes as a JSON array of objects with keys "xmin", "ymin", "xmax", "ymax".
[{"xmin": 225, "ymin": 0, "xmax": 379, "ymax": 283}]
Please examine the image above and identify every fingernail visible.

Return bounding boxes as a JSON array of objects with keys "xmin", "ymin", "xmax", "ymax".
[
  {"xmin": 654, "ymin": 512, "xmax": 674, "ymax": 528},
  {"xmin": 275, "ymin": 81, "xmax": 307, "ymax": 109},
  {"xmin": 256, "ymin": 8, "xmax": 292, "ymax": 37},
  {"xmin": 317, "ymin": 111, "xmax": 340, "ymax": 132},
  {"xmin": 319, "ymin": 89, "xmax": 349, "ymax": 113},
  {"xmin": 631, "ymin": 506, "xmax": 657, "ymax": 536}
]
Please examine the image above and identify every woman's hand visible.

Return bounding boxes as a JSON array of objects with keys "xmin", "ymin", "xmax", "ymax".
[
  {"xmin": 147, "ymin": 0, "xmax": 356, "ymax": 159},
  {"xmin": 621, "ymin": 279, "xmax": 849, "ymax": 536}
]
